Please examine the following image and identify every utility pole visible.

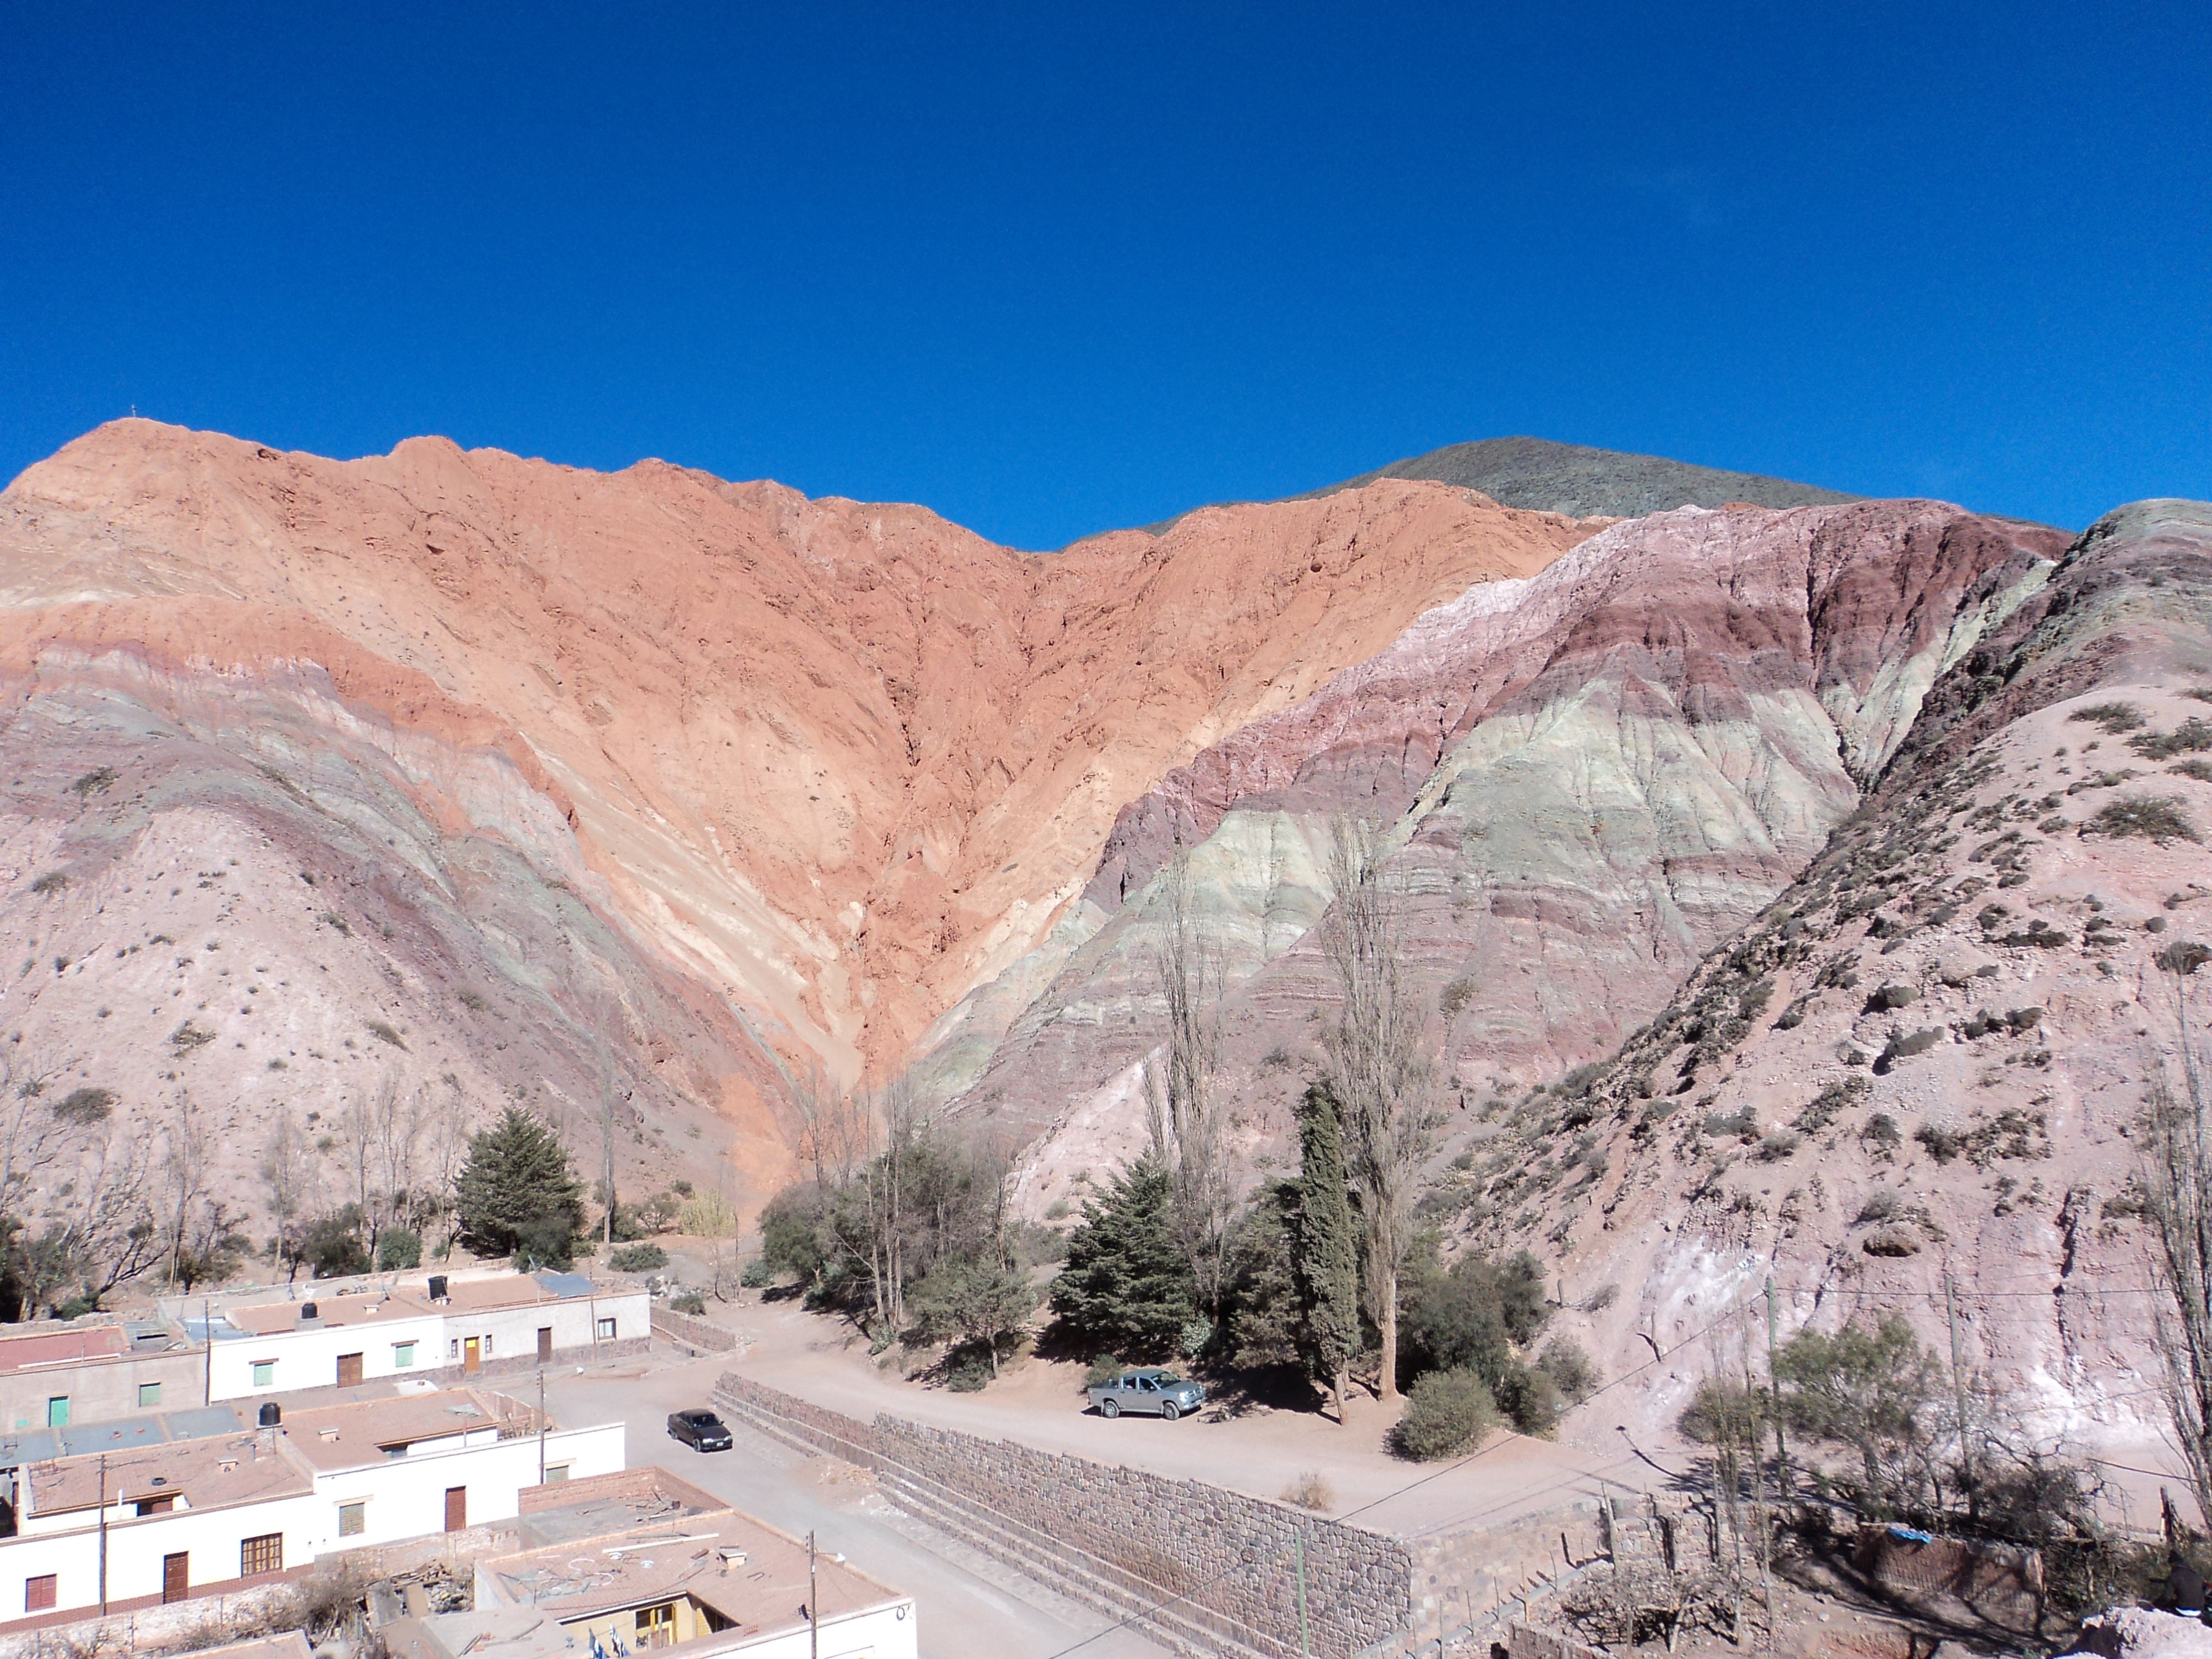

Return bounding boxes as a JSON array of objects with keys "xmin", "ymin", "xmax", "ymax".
[
  {"xmin": 808, "ymin": 1529, "xmax": 820, "ymax": 1659},
  {"xmin": 97, "ymin": 1454, "xmax": 108, "ymax": 1614},
  {"xmin": 1293, "ymin": 1529, "xmax": 1311, "ymax": 1659},
  {"xmin": 537, "ymin": 1369, "xmax": 547, "ymax": 1484},
  {"xmin": 1945, "ymin": 1271, "xmax": 1974, "ymax": 1490},
  {"xmin": 202, "ymin": 1296, "xmax": 212, "ymax": 1407}
]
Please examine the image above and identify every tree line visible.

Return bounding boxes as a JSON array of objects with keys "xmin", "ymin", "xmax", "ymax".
[
  {"xmin": 754, "ymin": 821, "xmax": 1595, "ymax": 1433},
  {"xmin": 0, "ymin": 1065, "xmax": 709, "ymax": 1317}
]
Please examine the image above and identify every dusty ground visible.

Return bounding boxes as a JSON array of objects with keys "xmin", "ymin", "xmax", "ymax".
[
  {"xmin": 545, "ymin": 1340, "xmax": 1172, "ymax": 1659},
  {"xmin": 689, "ymin": 1285, "xmax": 1657, "ymax": 1547}
]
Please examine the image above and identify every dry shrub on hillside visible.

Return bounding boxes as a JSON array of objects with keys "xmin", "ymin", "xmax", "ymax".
[
  {"xmin": 2132, "ymin": 718, "xmax": 2212, "ymax": 760},
  {"xmin": 2070, "ymin": 702, "xmax": 2146, "ymax": 734},
  {"xmin": 2090, "ymin": 795, "xmax": 2200, "ymax": 843}
]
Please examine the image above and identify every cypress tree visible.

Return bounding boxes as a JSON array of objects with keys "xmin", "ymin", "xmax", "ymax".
[
  {"xmin": 1048, "ymin": 1157, "xmax": 1196, "ymax": 1361},
  {"xmin": 1294, "ymin": 1083, "xmax": 1362, "ymax": 1423},
  {"xmin": 455, "ymin": 1107, "xmax": 586, "ymax": 1266}
]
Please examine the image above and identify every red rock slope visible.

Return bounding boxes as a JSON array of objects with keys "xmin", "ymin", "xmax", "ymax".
[{"xmin": 0, "ymin": 420, "xmax": 1594, "ymax": 1218}]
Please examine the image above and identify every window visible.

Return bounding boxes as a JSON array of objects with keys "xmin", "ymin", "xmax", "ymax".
[
  {"xmin": 392, "ymin": 1342, "xmax": 415, "ymax": 1369},
  {"xmin": 638, "ymin": 1601, "xmax": 677, "ymax": 1648},
  {"xmin": 337, "ymin": 1502, "xmax": 366, "ymax": 1538},
  {"xmin": 133, "ymin": 1495, "xmax": 176, "ymax": 1516},
  {"xmin": 241, "ymin": 1532, "xmax": 283, "ymax": 1577},
  {"xmin": 251, "ymin": 1360, "xmax": 275, "ymax": 1388},
  {"xmin": 24, "ymin": 1575, "xmax": 55, "ymax": 1613},
  {"xmin": 44, "ymin": 1397, "xmax": 67, "ymax": 1428},
  {"xmin": 481, "ymin": 1333, "xmax": 493, "ymax": 1356},
  {"xmin": 138, "ymin": 1381, "xmax": 163, "ymax": 1408},
  {"xmin": 596, "ymin": 1317, "xmax": 617, "ymax": 1340},
  {"xmin": 447, "ymin": 1338, "xmax": 459, "ymax": 1359},
  {"xmin": 544, "ymin": 1463, "xmax": 571, "ymax": 1484}
]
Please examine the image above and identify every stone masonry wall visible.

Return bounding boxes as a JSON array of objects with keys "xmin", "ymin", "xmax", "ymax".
[
  {"xmin": 716, "ymin": 1373, "xmax": 1411, "ymax": 1658},
  {"xmin": 650, "ymin": 1306, "xmax": 739, "ymax": 1353}
]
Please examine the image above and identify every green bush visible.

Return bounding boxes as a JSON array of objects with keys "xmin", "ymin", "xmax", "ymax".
[
  {"xmin": 738, "ymin": 1255, "xmax": 774, "ymax": 1288},
  {"xmin": 375, "ymin": 1227, "xmax": 422, "ymax": 1271},
  {"xmin": 609, "ymin": 1242, "xmax": 667, "ymax": 1273},
  {"xmin": 1085, "ymin": 1354, "xmax": 1126, "ymax": 1386},
  {"xmin": 302, "ymin": 1208, "xmax": 369, "ymax": 1279},
  {"xmin": 670, "ymin": 1288, "xmax": 707, "ymax": 1315},
  {"xmin": 1395, "ymin": 1368, "xmax": 1498, "ymax": 1460},
  {"xmin": 1496, "ymin": 1361, "xmax": 1563, "ymax": 1436},
  {"xmin": 512, "ymin": 1216, "xmax": 576, "ymax": 1272},
  {"xmin": 1536, "ymin": 1338, "xmax": 1597, "ymax": 1402},
  {"xmin": 946, "ymin": 1340, "xmax": 994, "ymax": 1392}
]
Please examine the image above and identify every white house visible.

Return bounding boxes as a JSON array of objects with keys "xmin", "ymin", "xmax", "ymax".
[
  {"xmin": 194, "ymin": 1271, "xmax": 650, "ymax": 1402},
  {"xmin": 0, "ymin": 1389, "xmax": 623, "ymax": 1623},
  {"xmin": 383, "ymin": 1503, "xmax": 918, "ymax": 1659}
]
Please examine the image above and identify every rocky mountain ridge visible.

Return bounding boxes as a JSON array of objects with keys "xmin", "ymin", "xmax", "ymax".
[
  {"xmin": 0, "ymin": 419, "xmax": 1593, "ymax": 1218},
  {"xmin": 3, "ymin": 416, "xmax": 2205, "ymax": 1472}
]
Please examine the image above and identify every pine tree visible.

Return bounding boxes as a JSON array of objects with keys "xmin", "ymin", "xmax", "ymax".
[
  {"xmin": 1047, "ymin": 1157, "xmax": 1196, "ymax": 1361},
  {"xmin": 1294, "ymin": 1083, "xmax": 1362, "ymax": 1423},
  {"xmin": 455, "ymin": 1107, "xmax": 586, "ymax": 1267}
]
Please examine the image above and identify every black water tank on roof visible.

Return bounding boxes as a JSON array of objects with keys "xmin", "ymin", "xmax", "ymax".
[
  {"xmin": 427, "ymin": 1275, "xmax": 448, "ymax": 1302},
  {"xmin": 258, "ymin": 1402, "xmax": 281, "ymax": 1427},
  {"xmin": 300, "ymin": 1301, "xmax": 319, "ymax": 1321}
]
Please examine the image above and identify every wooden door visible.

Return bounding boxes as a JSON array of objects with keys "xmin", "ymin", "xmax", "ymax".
[
  {"xmin": 444, "ymin": 1485, "xmax": 467, "ymax": 1532},
  {"xmin": 462, "ymin": 1336, "xmax": 481, "ymax": 1375},
  {"xmin": 536, "ymin": 1326, "xmax": 554, "ymax": 1363},
  {"xmin": 161, "ymin": 1552, "xmax": 188, "ymax": 1604},
  {"xmin": 336, "ymin": 1352, "xmax": 364, "ymax": 1387}
]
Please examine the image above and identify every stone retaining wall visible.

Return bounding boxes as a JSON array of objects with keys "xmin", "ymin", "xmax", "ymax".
[
  {"xmin": 716, "ymin": 1372, "xmax": 1410, "ymax": 1658},
  {"xmin": 650, "ymin": 1306, "xmax": 739, "ymax": 1353}
]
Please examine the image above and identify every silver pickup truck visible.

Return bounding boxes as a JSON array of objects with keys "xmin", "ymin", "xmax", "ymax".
[{"xmin": 1087, "ymin": 1368, "xmax": 1204, "ymax": 1421}]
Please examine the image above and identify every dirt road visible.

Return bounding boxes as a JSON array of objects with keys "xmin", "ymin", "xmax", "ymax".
[
  {"xmin": 700, "ymin": 1293, "xmax": 1660, "ymax": 1544},
  {"xmin": 544, "ymin": 1346, "xmax": 1172, "ymax": 1659}
]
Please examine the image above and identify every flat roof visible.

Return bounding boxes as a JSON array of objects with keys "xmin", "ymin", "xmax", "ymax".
[
  {"xmin": 514, "ymin": 1467, "xmax": 727, "ymax": 1549},
  {"xmin": 281, "ymin": 1388, "xmax": 535, "ymax": 1473},
  {"xmin": 0, "ymin": 1326, "xmax": 128, "ymax": 1373},
  {"xmin": 0, "ymin": 1405, "xmax": 244, "ymax": 1468},
  {"xmin": 28, "ymin": 1430, "xmax": 309, "ymax": 1516},
  {"xmin": 221, "ymin": 1271, "xmax": 630, "ymax": 1338},
  {"xmin": 484, "ymin": 1509, "xmax": 902, "ymax": 1631}
]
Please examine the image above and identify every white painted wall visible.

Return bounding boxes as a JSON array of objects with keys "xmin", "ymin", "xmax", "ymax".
[
  {"xmin": 208, "ymin": 1311, "xmax": 445, "ymax": 1402},
  {"xmin": 0, "ymin": 1491, "xmax": 320, "ymax": 1615},
  {"xmin": 0, "ymin": 1423, "xmax": 624, "ymax": 1619},
  {"xmin": 206, "ymin": 1288, "xmax": 650, "ymax": 1401},
  {"xmin": 303, "ymin": 1422, "xmax": 625, "ymax": 1556},
  {"xmin": 439, "ymin": 1290, "xmax": 649, "ymax": 1368}
]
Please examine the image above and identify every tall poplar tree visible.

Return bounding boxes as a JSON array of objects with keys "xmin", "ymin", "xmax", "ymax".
[{"xmin": 1294, "ymin": 1083, "xmax": 1362, "ymax": 1423}]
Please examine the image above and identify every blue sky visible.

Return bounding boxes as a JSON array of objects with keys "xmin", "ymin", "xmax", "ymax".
[{"xmin": 3, "ymin": 4, "xmax": 2206, "ymax": 547}]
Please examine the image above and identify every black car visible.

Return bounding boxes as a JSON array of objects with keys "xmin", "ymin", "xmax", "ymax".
[{"xmin": 666, "ymin": 1408, "xmax": 734, "ymax": 1452}]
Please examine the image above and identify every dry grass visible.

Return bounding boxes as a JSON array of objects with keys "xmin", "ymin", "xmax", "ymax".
[{"xmin": 1280, "ymin": 1469, "xmax": 1335, "ymax": 1511}]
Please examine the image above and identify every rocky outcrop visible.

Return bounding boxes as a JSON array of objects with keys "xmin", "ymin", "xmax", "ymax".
[{"xmin": 1477, "ymin": 499, "xmax": 2212, "ymax": 1454}]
